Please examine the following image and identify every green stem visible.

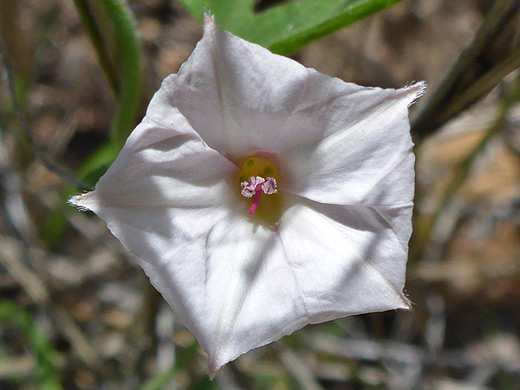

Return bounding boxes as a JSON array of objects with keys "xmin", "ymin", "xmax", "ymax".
[
  {"xmin": 73, "ymin": 0, "xmax": 141, "ymax": 148},
  {"xmin": 72, "ymin": 0, "xmax": 119, "ymax": 95},
  {"xmin": 100, "ymin": 0, "xmax": 142, "ymax": 148}
]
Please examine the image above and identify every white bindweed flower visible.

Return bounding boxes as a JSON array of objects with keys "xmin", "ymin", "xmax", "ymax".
[{"xmin": 70, "ymin": 15, "xmax": 425, "ymax": 375}]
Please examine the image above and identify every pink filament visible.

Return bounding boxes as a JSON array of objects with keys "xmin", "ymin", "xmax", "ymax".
[{"xmin": 248, "ymin": 184, "xmax": 263, "ymax": 216}]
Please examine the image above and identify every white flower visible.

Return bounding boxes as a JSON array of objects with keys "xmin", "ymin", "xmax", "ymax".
[{"xmin": 70, "ymin": 16, "xmax": 425, "ymax": 375}]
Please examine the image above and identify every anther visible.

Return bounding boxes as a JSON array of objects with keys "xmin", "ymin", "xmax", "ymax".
[{"xmin": 240, "ymin": 176, "xmax": 277, "ymax": 216}]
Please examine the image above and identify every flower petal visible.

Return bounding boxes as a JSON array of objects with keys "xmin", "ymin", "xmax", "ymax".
[
  {"xmin": 69, "ymin": 117, "xmax": 240, "ymax": 279},
  {"xmin": 129, "ymin": 213, "xmax": 277, "ymax": 374},
  {"xmin": 293, "ymin": 200, "xmax": 413, "ymax": 293},
  {"xmin": 202, "ymin": 197, "xmax": 411, "ymax": 374},
  {"xmin": 273, "ymin": 198, "xmax": 411, "ymax": 322},
  {"xmin": 98, "ymin": 208, "xmax": 297, "ymax": 376},
  {"xmin": 202, "ymin": 196, "xmax": 411, "ymax": 372},
  {"xmin": 71, "ymin": 118, "xmax": 238, "ymax": 213},
  {"xmin": 280, "ymin": 82, "xmax": 424, "ymax": 208},
  {"xmin": 164, "ymin": 16, "xmax": 315, "ymax": 156}
]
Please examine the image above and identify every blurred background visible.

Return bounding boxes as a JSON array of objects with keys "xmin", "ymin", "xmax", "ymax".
[{"xmin": 1, "ymin": 0, "xmax": 520, "ymax": 389}]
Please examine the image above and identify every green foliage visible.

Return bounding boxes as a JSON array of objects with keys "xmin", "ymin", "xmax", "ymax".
[
  {"xmin": 45, "ymin": 0, "xmax": 141, "ymax": 247},
  {"xmin": 73, "ymin": 0, "xmax": 142, "ymax": 148},
  {"xmin": 71, "ymin": 0, "xmax": 142, "ymax": 185},
  {"xmin": 177, "ymin": 0, "xmax": 405, "ymax": 54},
  {"xmin": 0, "ymin": 300, "xmax": 62, "ymax": 390},
  {"xmin": 100, "ymin": 0, "xmax": 142, "ymax": 148}
]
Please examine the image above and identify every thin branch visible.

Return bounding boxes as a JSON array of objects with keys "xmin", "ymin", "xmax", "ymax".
[{"xmin": 412, "ymin": 0, "xmax": 520, "ymax": 141}]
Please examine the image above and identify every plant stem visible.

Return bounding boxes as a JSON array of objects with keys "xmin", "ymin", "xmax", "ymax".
[
  {"xmin": 72, "ymin": 0, "xmax": 119, "ymax": 95},
  {"xmin": 100, "ymin": 0, "xmax": 142, "ymax": 147},
  {"xmin": 73, "ymin": 0, "xmax": 142, "ymax": 148},
  {"xmin": 412, "ymin": 0, "xmax": 520, "ymax": 141}
]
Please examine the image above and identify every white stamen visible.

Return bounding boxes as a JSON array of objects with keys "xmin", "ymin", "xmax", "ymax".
[
  {"xmin": 240, "ymin": 176, "xmax": 277, "ymax": 198},
  {"xmin": 262, "ymin": 177, "xmax": 277, "ymax": 195},
  {"xmin": 241, "ymin": 176, "xmax": 264, "ymax": 197}
]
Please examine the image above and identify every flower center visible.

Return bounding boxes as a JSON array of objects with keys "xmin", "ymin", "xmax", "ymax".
[{"xmin": 239, "ymin": 157, "xmax": 278, "ymax": 216}]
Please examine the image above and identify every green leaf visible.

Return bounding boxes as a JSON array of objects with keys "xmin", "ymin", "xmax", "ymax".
[{"xmin": 177, "ymin": 0, "xmax": 405, "ymax": 54}]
